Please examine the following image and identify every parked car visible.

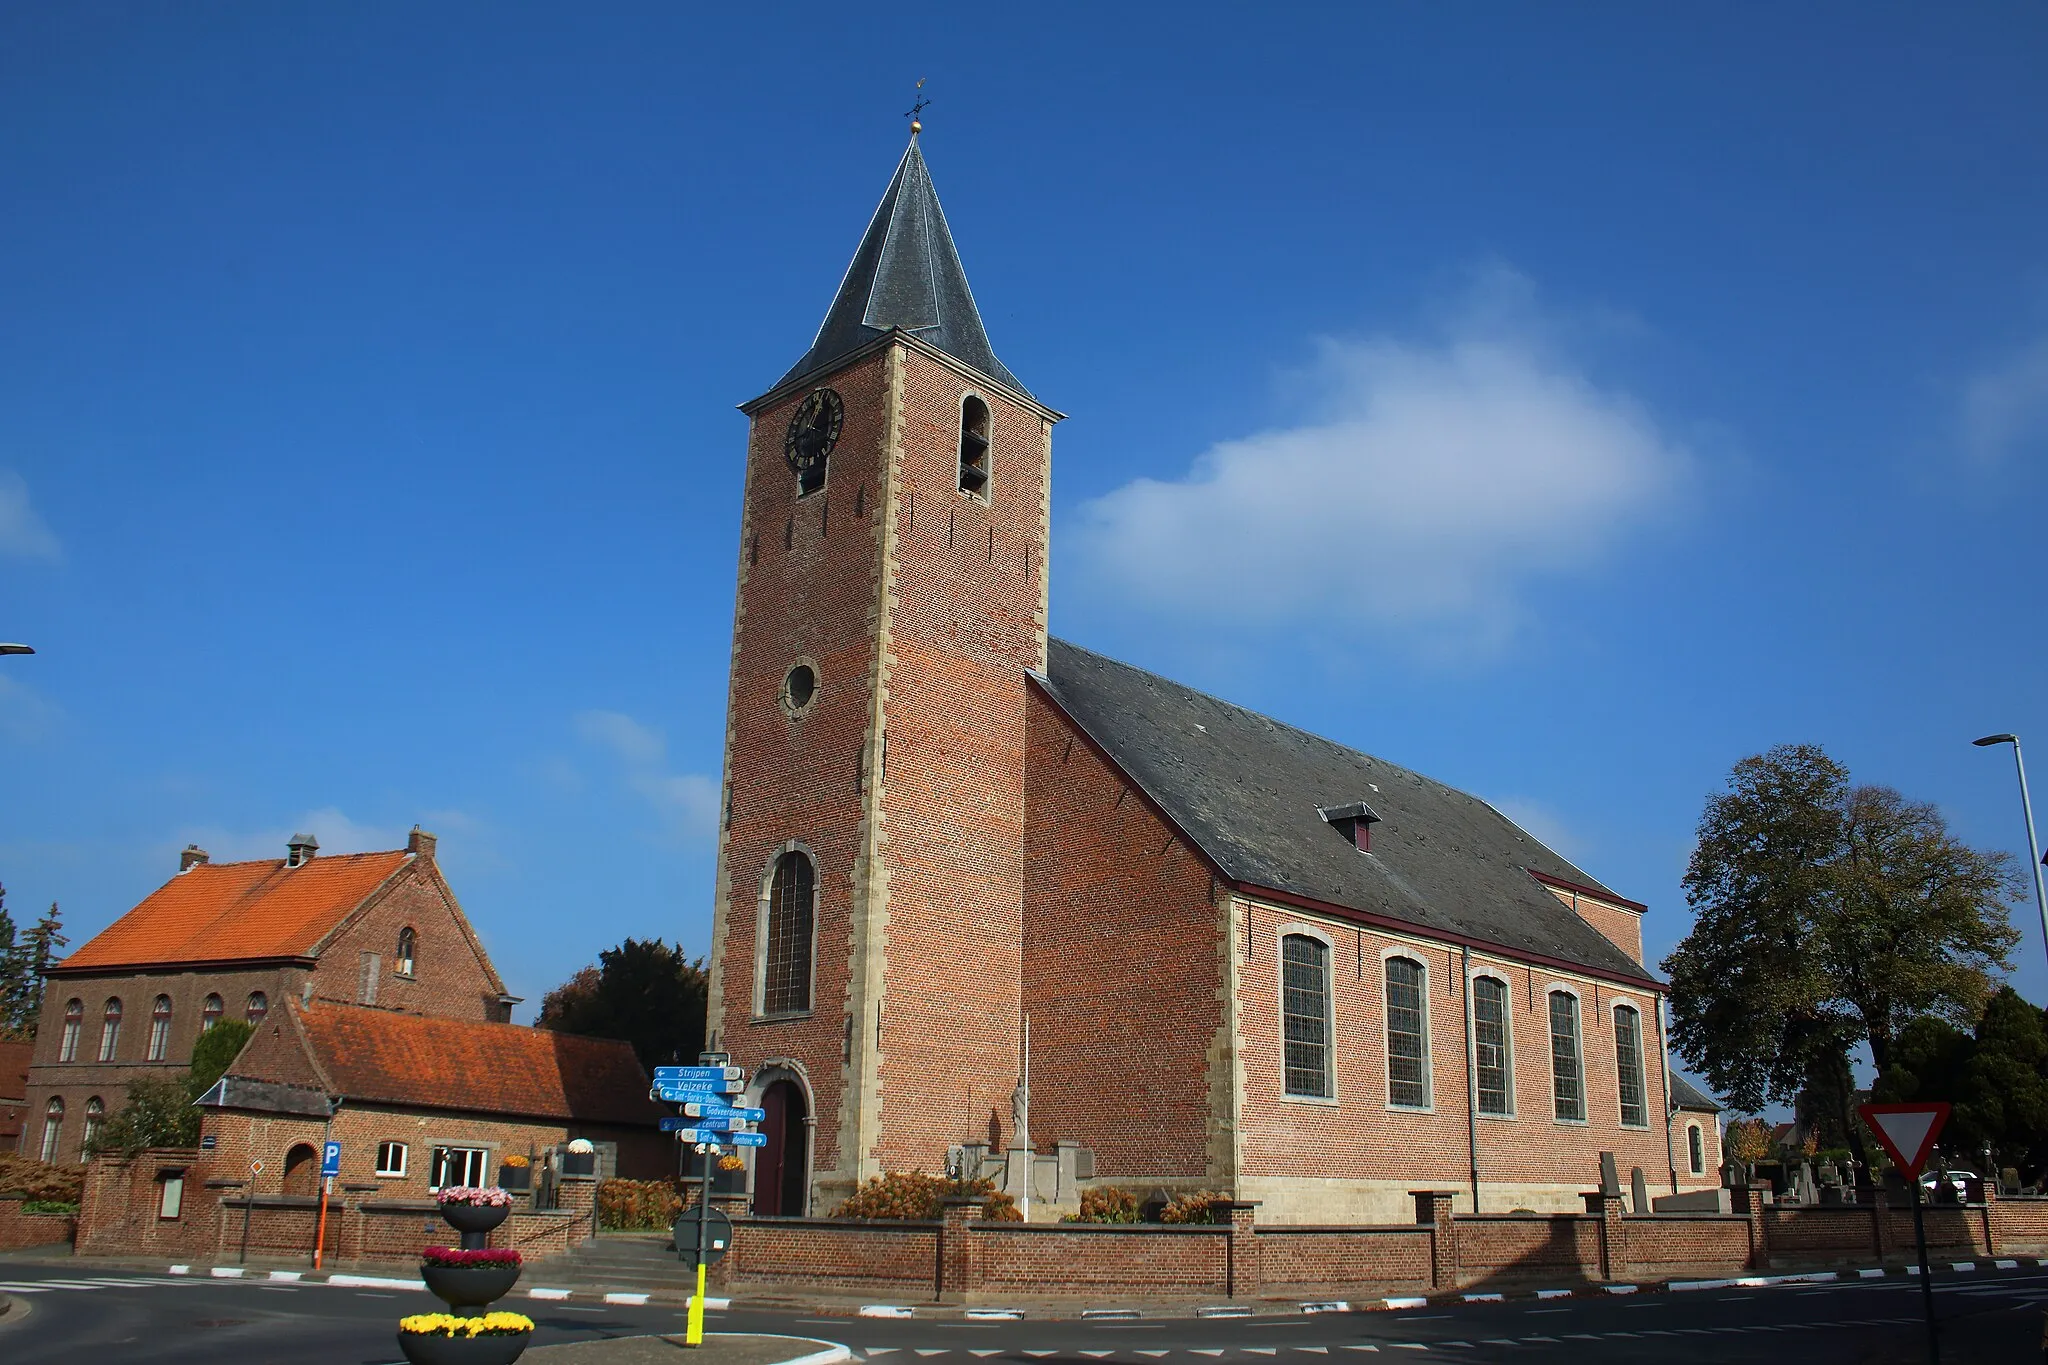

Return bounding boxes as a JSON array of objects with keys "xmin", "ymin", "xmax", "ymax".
[{"xmin": 1919, "ymin": 1168, "xmax": 1977, "ymax": 1202}]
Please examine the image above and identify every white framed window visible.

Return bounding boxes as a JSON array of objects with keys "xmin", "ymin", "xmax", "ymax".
[
  {"xmin": 1548, "ymin": 989, "xmax": 1586, "ymax": 1122},
  {"xmin": 1280, "ymin": 933, "xmax": 1333, "ymax": 1099},
  {"xmin": 1613, "ymin": 1003, "xmax": 1649, "ymax": 1128},
  {"xmin": 39, "ymin": 1097, "xmax": 63, "ymax": 1163},
  {"xmin": 396, "ymin": 926, "xmax": 417, "ymax": 978},
  {"xmin": 148, "ymin": 995, "xmax": 173, "ymax": 1061},
  {"xmin": 201, "ymin": 994, "xmax": 223, "ymax": 1032},
  {"xmin": 430, "ymin": 1145, "xmax": 489, "ymax": 1190},
  {"xmin": 158, "ymin": 1172, "xmax": 185, "ymax": 1220},
  {"xmin": 98, "ymin": 997, "xmax": 123, "ymax": 1062},
  {"xmin": 1471, "ymin": 975, "xmax": 1513, "ymax": 1117},
  {"xmin": 1688, "ymin": 1123, "xmax": 1705, "ymax": 1175},
  {"xmin": 82, "ymin": 1096, "xmax": 105, "ymax": 1154},
  {"xmin": 59, "ymin": 998, "xmax": 82, "ymax": 1061},
  {"xmin": 245, "ymin": 990, "xmax": 268, "ymax": 1027},
  {"xmin": 376, "ymin": 1141, "xmax": 409, "ymax": 1178},
  {"xmin": 1385, "ymin": 956, "xmax": 1432, "ymax": 1109}
]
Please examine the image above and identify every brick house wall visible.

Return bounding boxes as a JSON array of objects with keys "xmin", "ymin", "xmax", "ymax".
[{"xmin": 24, "ymin": 831, "xmax": 509, "ymax": 1167}]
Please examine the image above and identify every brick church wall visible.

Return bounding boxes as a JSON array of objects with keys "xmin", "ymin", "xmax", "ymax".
[
  {"xmin": 317, "ymin": 849, "xmax": 508, "ymax": 1022},
  {"xmin": 1022, "ymin": 684, "xmax": 1224, "ymax": 1180}
]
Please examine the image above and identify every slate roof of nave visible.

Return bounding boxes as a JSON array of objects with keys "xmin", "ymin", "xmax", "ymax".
[{"xmin": 1035, "ymin": 637, "xmax": 1658, "ymax": 985}]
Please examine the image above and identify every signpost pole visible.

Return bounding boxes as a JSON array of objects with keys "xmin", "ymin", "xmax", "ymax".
[
  {"xmin": 237, "ymin": 1160, "xmax": 261, "ymax": 1265},
  {"xmin": 1909, "ymin": 1176, "xmax": 1939, "ymax": 1365},
  {"xmin": 687, "ymin": 1142, "xmax": 713, "ymax": 1346},
  {"xmin": 314, "ymin": 1176, "xmax": 331, "ymax": 1270}
]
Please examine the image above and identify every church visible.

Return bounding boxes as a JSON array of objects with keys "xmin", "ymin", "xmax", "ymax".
[{"xmin": 703, "ymin": 132, "xmax": 1722, "ymax": 1224}]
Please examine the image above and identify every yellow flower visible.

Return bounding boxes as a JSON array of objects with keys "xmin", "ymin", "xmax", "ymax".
[{"xmin": 399, "ymin": 1311, "xmax": 533, "ymax": 1337}]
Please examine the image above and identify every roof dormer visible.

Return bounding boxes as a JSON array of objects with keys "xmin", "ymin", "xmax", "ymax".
[{"xmin": 1318, "ymin": 801, "xmax": 1382, "ymax": 852}]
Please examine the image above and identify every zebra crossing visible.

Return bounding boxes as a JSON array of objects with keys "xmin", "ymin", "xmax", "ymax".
[{"xmin": 0, "ymin": 1274, "xmax": 203, "ymax": 1294}]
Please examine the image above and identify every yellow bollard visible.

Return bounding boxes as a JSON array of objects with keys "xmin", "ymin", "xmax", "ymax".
[{"xmin": 686, "ymin": 1260, "xmax": 706, "ymax": 1345}]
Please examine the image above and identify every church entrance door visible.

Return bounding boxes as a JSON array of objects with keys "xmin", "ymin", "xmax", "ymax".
[{"xmin": 754, "ymin": 1079, "xmax": 808, "ymax": 1217}]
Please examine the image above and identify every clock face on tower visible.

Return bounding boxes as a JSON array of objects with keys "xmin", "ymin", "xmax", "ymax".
[{"xmin": 784, "ymin": 388, "xmax": 843, "ymax": 494}]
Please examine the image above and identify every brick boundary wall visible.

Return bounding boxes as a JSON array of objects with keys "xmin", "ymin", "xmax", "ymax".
[{"xmin": 0, "ymin": 1194, "xmax": 76, "ymax": 1251}]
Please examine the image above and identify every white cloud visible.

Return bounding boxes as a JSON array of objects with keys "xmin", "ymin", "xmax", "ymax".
[
  {"xmin": 1961, "ymin": 335, "xmax": 2048, "ymax": 464},
  {"xmin": 1064, "ymin": 270, "xmax": 1688, "ymax": 648},
  {"xmin": 180, "ymin": 807, "xmax": 409, "ymax": 864},
  {"xmin": 573, "ymin": 709, "xmax": 719, "ymax": 845},
  {"xmin": 0, "ymin": 471, "xmax": 61, "ymax": 562}
]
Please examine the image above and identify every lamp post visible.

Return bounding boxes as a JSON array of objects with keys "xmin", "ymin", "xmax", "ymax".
[
  {"xmin": 0, "ymin": 644, "xmax": 33, "ymax": 656},
  {"xmin": 1974, "ymin": 733, "xmax": 2048, "ymax": 976}
]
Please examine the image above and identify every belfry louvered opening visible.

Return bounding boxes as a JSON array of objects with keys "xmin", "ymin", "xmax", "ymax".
[{"xmin": 958, "ymin": 396, "xmax": 990, "ymax": 498}]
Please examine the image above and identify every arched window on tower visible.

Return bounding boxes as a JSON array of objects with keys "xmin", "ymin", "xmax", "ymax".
[
  {"xmin": 397, "ymin": 927, "xmax": 417, "ymax": 978},
  {"xmin": 957, "ymin": 396, "xmax": 991, "ymax": 499},
  {"xmin": 761, "ymin": 852, "xmax": 815, "ymax": 1016}
]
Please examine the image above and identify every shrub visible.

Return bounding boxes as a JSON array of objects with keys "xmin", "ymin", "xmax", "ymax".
[
  {"xmin": 835, "ymin": 1172, "xmax": 1020, "ymax": 1221},
  {"xmin": 1063, "ymin": 1186, "xmax": 1139, "ymax": 1224},
  {"xmin": 597, "ymin": 1177, "xmax": 685, "ymax": 1230},
  {"xmin": 22, "ymin": 1200, "xmax": 78, "ymax": 1216},
  {"xmin": 0, "ymin": 1155, "xmax": 84, "ymax": 1204},
  {"xmin": 1158, "ymin": 1191, "xmax": 1225, "ymax": 1224}
]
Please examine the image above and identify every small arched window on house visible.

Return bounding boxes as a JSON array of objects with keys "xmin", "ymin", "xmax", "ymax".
[
  {"xmin": 1280, "ymin": 934, "xmax": 1332, "ymax": 1099},
  {"xmin": 245, "ymin": 991, "xmax": 269, "ymax": 1028},
  {"xmin": 1688, "ymin": 1123, "xmax": 1705, "ymax": 1175},
  {"xmin": 201, "ymin": 994, "xmax": 224, "ymax": 1033},
  {"xmin": 59, "ymin": 998, "xmax": 83, "ymax": 1062},
  {"xmin": 98, "ymin": 997, "xmax": 123, "ymax": 1062},
  {"xmin": 39, "ymin": 1097, "xmax": 63, "ymax": 1164},
  {"xmin": 957, "ymin": 396, "xmax": 991, "ymax": 499},
  {"xmin": 148, "ymin": 995, "xmax": 173, "ymax": 1061},
  {"xmin": 397, "ymin": 927, "xmax": 417, "ymax": 978},
  {"xmin": 1613, "ymin": 1004, "xmax": 1648, "ymax": 1128},
  {"xmin": 1385, "ymin": 957, "xmax": 1431, "ymax": 1109},
  {"xmin": 1472, "ymin": 976, "xmax": 1512, "ymax": 1116},
  {"xmin": 82, "ymin": 1096, "xmax": 106, "ymax": 1155},
  {"xmin": 1548, "ymin": 990, "xmax": 1585, "ymax": 1121},
  {"xmin": 761, "ymin": 852, "xmax": 815, "ymax": 1016}
]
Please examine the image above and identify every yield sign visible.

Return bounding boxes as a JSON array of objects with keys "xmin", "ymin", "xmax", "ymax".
[{"xmin": 1857, "ymin": 1102, "xmax": 1951, "ymax": 1180}]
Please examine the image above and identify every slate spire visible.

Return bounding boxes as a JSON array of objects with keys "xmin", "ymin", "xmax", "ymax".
[{"xmin": 778, "ymin": 138, "xmax": 1028, "ymax": 397}]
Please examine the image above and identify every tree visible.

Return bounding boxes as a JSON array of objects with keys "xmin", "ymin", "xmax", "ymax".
[
  {"xmin": 0, "ymin": 888, "xmax": 62, "ymax": 1040},
  {"xmin": 1664, "ymin": 745, "xmax": 2020, "ymax": 1168},
  {"xmin": 536, "ymin": 938, "xmax": 708, "ymax": 1075},
  {"xmin": 1876, "ymin": 987, "xmax": 2048, "ymax": 1178},
  {"xmin": 87, "ymin": 1017, "xmax": 256, "ymax": 1158}
]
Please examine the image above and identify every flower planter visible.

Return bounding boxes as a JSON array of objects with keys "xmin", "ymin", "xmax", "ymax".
[
  {"xmin": 497, "ymin": 1166, "xmax": 532, "ymax": 1193},
  {"xmin": 396, "ymin": 1329, "xmax": 532, "ymax": 1365},
  {"xmin": 440, "ymin": 1201, "xmax": 511, "ymax": 1236},
  {"xmin": 560, "ymin": 1152, "xmax": 596, "ymax": 1177},
  {"xmin": 421, "ymin": 1264, "xmax": 522, "ymax": 1313}
]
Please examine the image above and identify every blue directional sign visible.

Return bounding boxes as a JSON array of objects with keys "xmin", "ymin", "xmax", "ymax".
[
  {"xmin": 661, "ymin": 1115, "xmax": 755, "ymax": 1133},
  {"xmin": 670, "ymin": 1127, "xmax": 766, "ymax": 1147},
  {"xmin": 321, "ymin": 1140, "xmax": 341, "ymax": 1178},
  {"xmin": 655, "ymin": 1082, "xmax": 743, "ymax": 1104},
  {"xmin": 683, "ymin": 1102, "xmax": 765, "ymax": 1123},
  {"xmin": 653, "ymin": 1066, "xmax": 744, "ymax": 1086}
]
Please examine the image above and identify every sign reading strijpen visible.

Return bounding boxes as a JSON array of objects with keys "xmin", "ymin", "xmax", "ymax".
[{"xmin": 653, "ymin": 1066, "xmax": 744, "ymax": 1085}]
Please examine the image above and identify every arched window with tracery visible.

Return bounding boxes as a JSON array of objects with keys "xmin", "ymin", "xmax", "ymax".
[
  {"xmin": 39, "ymin": 1097, "xmax": 63, "ymax": 1164},
  {"xmin": 1385, "ymin": 957, "xmax": 1431, "ymax": 1109},
  {"xmin": 82, "ymin": 1096, "xmax": 106, "ymax": 1154},
  {"xmin": 761, "ymin": 852, "xmax": 815, "ymax": 1016},
  {"xmin": 148, "ymin": 995, "xmax": 174, "ymax": 1061},
  {"xmin": 245, "ymin": 991, "xmax": 268, "ymax": 1028},
  {"xmin": 201, "ymin": 994, "xmax": 223, "ymax": 1032},
  {"xmin": 1614, "ymin": 1004, "xmax": 1648, "ymax": 1128},
  {"xmin": 1688, "ymin": 1123, "xmax": 1705, "ymax": 1175},
  {"xmin": 59, "ymin": 998, "xmax": 83, "ymax": 1061},
  {"xmin": 98, "ymin": 998, "xmax": 123, "ymax": 1062},
  {"xmin": 1281, "ymin": 934, "xmax": 1332, "ymax": 1098},
  {"xmin": 1472, "ymin": 975, "xmax": 1513, "ymax": 1116},
  {"xmin": 397, "ymin": 926, "xmax": 417, "ymax": 977}
]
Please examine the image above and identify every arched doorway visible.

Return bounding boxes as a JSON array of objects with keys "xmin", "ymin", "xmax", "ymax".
[
  {"xmin": 282, "ymin": 1143, "xmax": 319, "ymax": 1196},
  {"xmin": 754, "ymin": 1079, "xmax": 809, "ymax": 1217}
]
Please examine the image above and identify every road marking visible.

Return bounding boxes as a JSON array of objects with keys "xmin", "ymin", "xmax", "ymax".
[
  {"xmin": 1189, "ymin": 1351, "xmax": 1225, "ymax": 1357},
  {"xmin": 1243, "ymin": 1350, "xmax": 1278, "ymax": 1356},
  {"xmin": 1295, "ymin": 1348, "xmax": 1331, "ymax": 1354},
  {"xmin": 864, "ymin": 1350, "xmax": 898, "ymax": 1356},
  {"xmin": 354, "ymin": 1291, "xmax": 396, "ymax": 1298},
  {"xmin": 968, "ymin": 1310, "xmax": 1024, "ymax": 1321},
  {"xmin": 267, "ymin": 1270, "xmax": 303, "ymax": 1282},
  {"xmin": 1338, "ymin": 1347, "xmax": 1380, "ymax": 1353},
  {"xmin": 1382, "ymin": 1297, "xmax": 1428, "ymax": 1311},
  {"xmin": 1387, "ymin": 1348, "xmax": 1428, "ymax": 1354},
  {"xmin": 1200, "ymin": 1306, "xmax": 1255, "ymax": 1318},
  {"xmin": 527, "ymin": 1287, "xmax": 573, "ymax": 1300},
  {"xmin": 209, "ymin": 1267, "xmax": 245, "ymax": 1279},
  {"xmin": 1997, "ymin": 1259, "xmax": 2020, "ymax": 1269},
  {"xmin": 1534, "ymin": 1290, "xmax": 1573, "ymax": 1300},
  {"xmin": 1461, "ymin": 1293, "xmax": 1503, "ymax": 1303},
  {"xmin": 1525, "ymin": 1310, "xmax": 1567, "ymax": 1315},
  {"xmin": 1084, "ymin": 1310, "xmax": 1143, "ymax": 1321},
  {"xmin": 862, "ymin": 1306, "xmax": 917, "ymax": 1319},
  {"xmin": 1859, "ymin": 1269, "xmax": 1887, "ymax": 1278},
  {"xmin": 603, "ymin": 1293, "xmax": 651, "ymax": 1305},
  {"xmin": 0, "ymin": 1286, "xmax": 50, "ymax": 1293},
  {"xmin": 554, "ymin": 1306, "xmax": 607, "ymax": 1314},
  {"xmin": 1135, "ymin": 1352, "xmax": 1171, "ymax": 1358},
  {"xmin": 1078, "ymin": 1352, "xmax": 1115, "ymax": 1359}
]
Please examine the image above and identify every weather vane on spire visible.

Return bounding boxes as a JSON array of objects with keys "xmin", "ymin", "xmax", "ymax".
[{"xmin": 905, "ymin": 78, "xmax": 929, "ymax": 136}]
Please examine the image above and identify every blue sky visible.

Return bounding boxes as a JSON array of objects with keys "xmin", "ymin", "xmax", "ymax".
[{"xmin": 4, "ymin": 5, "xmax": 2046, "ymax": 1071}]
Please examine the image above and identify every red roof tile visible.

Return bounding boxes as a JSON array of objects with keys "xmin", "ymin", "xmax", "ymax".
[
  {"xmin": 288, "ymin": 1000, "xmax": 663, "ymax": 1126},
  {"xmin": 60, "ymin": 851, "xmax": 410, "ymax": 971}
]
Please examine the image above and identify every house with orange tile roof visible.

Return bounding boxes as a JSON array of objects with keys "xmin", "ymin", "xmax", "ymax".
[{"xmin": 23, "ymin": 827, "xmax": 516, "ymax": 1165}]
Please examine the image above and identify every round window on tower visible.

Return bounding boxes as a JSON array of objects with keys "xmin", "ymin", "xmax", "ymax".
[{"xmin": 781, "ymin": 661, "xmax": 819, "ymax": 717}]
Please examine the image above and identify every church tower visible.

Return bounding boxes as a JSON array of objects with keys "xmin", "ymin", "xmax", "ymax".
[{"xmin": 706, "ymin": 135, "xmax": 1061, "ymax": 1215}]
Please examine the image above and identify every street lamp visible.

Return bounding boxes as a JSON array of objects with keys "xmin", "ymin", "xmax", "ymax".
[
  {"xmin": 1974, "ymin": 733, "xmax": 2048, "ymax": 976},
  {"xmin": 0, "ymin": 644, "xmax": 33, "ymax": 656}
]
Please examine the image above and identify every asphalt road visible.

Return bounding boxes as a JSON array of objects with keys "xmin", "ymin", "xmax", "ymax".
[{"xmin": 0, "ymin": 1261, "xmax": 2040, "ymax": 1364}]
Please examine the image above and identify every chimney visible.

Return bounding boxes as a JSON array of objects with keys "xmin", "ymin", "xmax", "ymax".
[
  {"xmin": 180, "ymin": 844, "xmax": 210, "ymax": 872},
  {"xmin": 285, "ymin": 833, "xmax": 320, "ymax": 868},
  {"xmin": 407, "ymin": 825, "xmax": 437, "ymax": 862},
  {"xmin": 1318, "ymin": 801, "xmax": 1382, "ymax": 852}
]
